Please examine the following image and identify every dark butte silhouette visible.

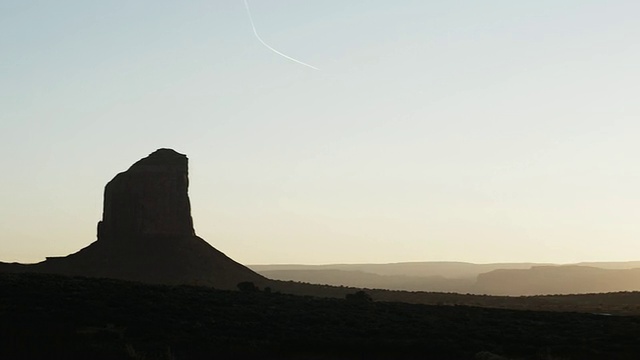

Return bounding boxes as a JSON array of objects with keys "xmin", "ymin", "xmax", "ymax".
[
  {"xmin": 98, "ymin": 148, "xmax": 196, "ymax": 242},
  {"xmin": 0, "ymin": 149, "xmax": 266, "ymax": 289}
]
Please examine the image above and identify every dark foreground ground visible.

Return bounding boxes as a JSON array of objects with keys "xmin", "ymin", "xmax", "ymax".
[{"xmin": 1, "ymin": 273, "xmax": 640, "ymax": 359}]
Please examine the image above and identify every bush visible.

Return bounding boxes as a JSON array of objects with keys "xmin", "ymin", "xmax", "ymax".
[
  {"xmin": 237, "ymin": 281, "xmax": 258, "ymax": 292},
  {"xmin": 345, "ymin": 291, "xmax": 372, "ymax": 303}
]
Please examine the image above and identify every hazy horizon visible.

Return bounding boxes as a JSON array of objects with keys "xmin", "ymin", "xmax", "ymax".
[{"xmin": 2, "ymin": 1, "xmax": 639, "ymax": 265}]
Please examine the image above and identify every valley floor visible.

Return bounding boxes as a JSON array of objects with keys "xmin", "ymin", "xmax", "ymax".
[{"xmin": 2, "ymin": 273, "xmax": 640, "ymax": 359}]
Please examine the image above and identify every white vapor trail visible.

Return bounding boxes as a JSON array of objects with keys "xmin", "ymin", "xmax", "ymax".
[{"xmin": 243, "ymin": 0, "xmax": 320, "ymax": 70}]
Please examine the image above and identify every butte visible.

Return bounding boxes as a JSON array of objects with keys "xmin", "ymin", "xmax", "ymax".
[{"xmin": 0, "ymin": 149, "xmax": 267, "ymax": 289}]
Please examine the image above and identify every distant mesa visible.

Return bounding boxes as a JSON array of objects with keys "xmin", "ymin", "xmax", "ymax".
[{"xmin": 0, "ymin": 149, "xmax": 266, "ymax": 289}]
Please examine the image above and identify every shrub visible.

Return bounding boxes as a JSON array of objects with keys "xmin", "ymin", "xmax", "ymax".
[
  {"xmin": 345, "ymin": 291, "xmax": 372, "ymax": 303},
  {"xmin": 237, "ymin": 282, "xmax": 258, "ymax": 292}
]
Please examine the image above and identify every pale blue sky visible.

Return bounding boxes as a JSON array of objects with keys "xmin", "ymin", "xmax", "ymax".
[{"xmin": 1, "ymin": 0, "xmax": 639, "ymax": 264}]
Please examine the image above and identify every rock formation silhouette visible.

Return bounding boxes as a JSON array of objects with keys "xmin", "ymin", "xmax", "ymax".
[
  {"xmin": 0, "ymin": 149, "xmax": 266, "ymax": 289},
  {"xmin": 98, "ymin": 148, "xmax": 196, "ymax": 242}
]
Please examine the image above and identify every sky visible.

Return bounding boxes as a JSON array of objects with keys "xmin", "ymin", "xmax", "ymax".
[{"xmin": 1, "ymin": 0, "xmax": 639, "ymax": 265}]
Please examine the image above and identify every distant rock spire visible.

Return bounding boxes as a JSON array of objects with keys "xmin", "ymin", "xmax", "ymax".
[{"xmin": 97, "ymin": 148, "xmax": 195, "ymax": 241}]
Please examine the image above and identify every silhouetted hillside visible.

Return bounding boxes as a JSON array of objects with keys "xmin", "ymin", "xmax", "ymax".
[
  {"xmin": 3, "ymin": 273, "xmax": 640, "ymax": 360},
  {"xmin": 270, "ymin": 279, "xmax": 640, "ymax": 316}
]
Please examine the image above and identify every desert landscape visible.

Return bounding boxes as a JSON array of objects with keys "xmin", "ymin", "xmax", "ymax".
[
  {"xmin": 2, "ymin": 1, "xmax": 640, "ymax": 359},
  {"xmin": 2, "ymin": 149, "xmax": 640, "ymax": 359}
]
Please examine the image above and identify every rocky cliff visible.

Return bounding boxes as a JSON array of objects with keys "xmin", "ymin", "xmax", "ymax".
[
  {"xmin": 98, "ymin": 148, "xmax": 195, "ymax": 241},
  {"xmin": 0, "ymin": 149, "xmax": 266, "ymax": 289}
]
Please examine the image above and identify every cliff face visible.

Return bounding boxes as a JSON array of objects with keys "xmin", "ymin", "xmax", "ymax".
[
  {"xmin": 97, "ymin": 148, "xmax": 195, "ymax": 241},
  {"xmin": 0, "ymin": 149, "xmax": 266, "ymax": 290}
]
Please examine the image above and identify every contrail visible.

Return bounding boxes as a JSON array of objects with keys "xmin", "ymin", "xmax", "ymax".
[{"xmin": 243, "ymin": 0, "xmax": 319, "ymax": 70}]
